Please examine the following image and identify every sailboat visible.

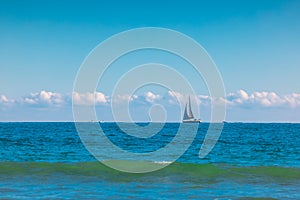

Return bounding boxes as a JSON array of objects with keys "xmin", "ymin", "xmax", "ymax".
[{"xmin": 182, "ymin": 96, "xmax": 201, "ymax": 123}]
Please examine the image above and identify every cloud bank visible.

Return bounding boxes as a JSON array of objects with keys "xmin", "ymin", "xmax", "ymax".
[
  {"xmin": 1, "ymin": 89, "xmax": 300, "ymax": 122},
  {"xmin": 1, "ymin": 89, "xmax": 300, "ymax": 109}
]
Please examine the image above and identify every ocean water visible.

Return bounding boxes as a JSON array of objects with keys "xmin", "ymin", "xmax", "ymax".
[{"xmin": 0, "ymin": 122, "xmax": 299, "ymax": 199}]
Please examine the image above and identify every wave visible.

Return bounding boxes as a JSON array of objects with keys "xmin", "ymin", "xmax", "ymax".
[{"xmin": 0, "ymin": 161, "xmax": 299, "ymax": 182}]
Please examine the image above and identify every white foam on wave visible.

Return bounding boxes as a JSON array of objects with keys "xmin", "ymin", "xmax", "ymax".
[{"xmin": 153, "ymin": 161, "xmax": 172, "ymax": 165}]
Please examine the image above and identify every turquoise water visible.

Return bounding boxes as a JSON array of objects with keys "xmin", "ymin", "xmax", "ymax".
[{"xmin": 0, "ymin": 122, "xmax": 299, "ymax": 199}]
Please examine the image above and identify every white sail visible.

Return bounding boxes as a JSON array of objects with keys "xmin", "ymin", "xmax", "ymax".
[
  {"xmin": 183, "ymin": 104, "xmax": 189, "ymax": 120},
  {"xmin": 187, "ymin": 96, "xmax": 194, "ymax": 119}
]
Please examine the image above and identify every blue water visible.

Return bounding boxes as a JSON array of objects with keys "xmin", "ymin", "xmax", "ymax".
[{"xmin": 0, "ymin": 122, "xmax": 299, "ymax": 199}]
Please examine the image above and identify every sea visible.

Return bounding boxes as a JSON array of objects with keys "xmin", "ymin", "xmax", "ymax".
[{"xmin": 0, "ymin": 122, "xmax": 299, "ymax": 199}]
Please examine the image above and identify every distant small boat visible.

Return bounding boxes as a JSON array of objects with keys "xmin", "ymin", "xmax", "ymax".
[{"xmin": 182, "ymin": 96, "xmax": 201, "ymax": 123}]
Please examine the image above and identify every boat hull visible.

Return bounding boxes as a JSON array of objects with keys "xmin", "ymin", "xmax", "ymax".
[{"xmin": 182, "ymin": 119, "xmax": 201, "ymax": 123}]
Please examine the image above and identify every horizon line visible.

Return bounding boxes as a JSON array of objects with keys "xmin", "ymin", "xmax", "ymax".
[{"xmin": 1, "ymin": 121, "xmax": 300, "ymax": 124}]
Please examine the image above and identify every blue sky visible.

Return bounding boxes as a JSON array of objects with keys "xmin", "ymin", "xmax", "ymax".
[{"xmin": 1, "ymin": 0, "xmax": 300, "ymax": 122}]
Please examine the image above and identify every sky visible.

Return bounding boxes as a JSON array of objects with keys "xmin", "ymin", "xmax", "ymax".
[{"xmin": 0, "ymin": 0, "xmax": 300, "ymax": 122}]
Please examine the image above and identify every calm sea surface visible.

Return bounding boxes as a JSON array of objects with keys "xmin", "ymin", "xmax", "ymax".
[{"xmin": 0, "ymin": 122, "xmax": 299, "ymax": 199}]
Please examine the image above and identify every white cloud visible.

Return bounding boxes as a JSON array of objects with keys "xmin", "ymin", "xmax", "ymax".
[
  {"xmin": 167, "ymin": 91, "xmax": 184, "ymax": 104},
  {"xmin": 144, "ymin": 92, "xmax": 161, "ymax": 103},
  {"xmin": 197, "ymin": 95, "xmax": 211, "ymax": 106},
  {"xmin": 72, "ymin": 92, "xmax": 108, "ymax": 106},
  {"xmin": 226, "ymin": 90, "xmax": 300, "ymax": 108},
  {"xmin": 111, "ymin": 94, "xmax": 138, "ymax": 103},
  {"xmin": 284, "ymin": 93, "xmax": 300, "ymax": 107},
  {"xmin": 0, "ymin": 95, "xmax": 14, "ymax": 106},
  {"xmin": 167, "ymin": 91, "xmax": 211, "ymax": 107},
  {"xmin": 227, "ymin": 89, "xmax": 249, "ymax": 105},
  {"xmin": 22, "ymin": 90, "xmax": 64, "ymax": 107},
  {"xmin": 0, "ymin": 95, "xmax": 9, "ymax": 103},
  {"xmin": 111, "ymin": 92, "xmax": 161, "ymax": 105},
  {"xmin": 168, "ymin": 91, "xmax": 182, "ymax": 99}
]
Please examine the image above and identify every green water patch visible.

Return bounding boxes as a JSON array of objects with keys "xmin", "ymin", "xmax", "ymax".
[{"xmin": 0, "ymin": 161, "xmax": 299, "ymax": 184}]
